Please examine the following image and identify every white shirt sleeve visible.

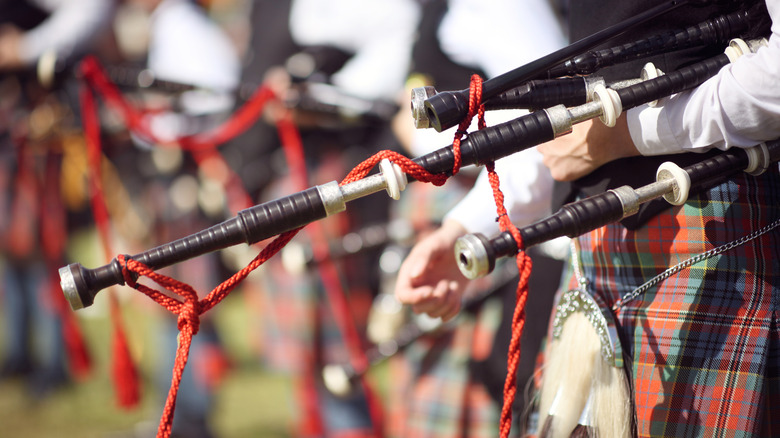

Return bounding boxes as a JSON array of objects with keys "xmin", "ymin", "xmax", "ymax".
[
  {"xmin": 19, "ymin": 0, "xmax": 115, "ymax": 66},
  {"xmin": 288, "ymin": 0, "xmax": 421, "ymax": 100},
  {"xmin": 444, "ymin": 147, "xmax": 554, "ymax": 235},
  {"xmin": 627, "ymin": 0, "xmax": 780, "ymax": 155},
  {"xmin": 148, "ymin": 0, "xmax": 240, "ymax": 92},
  {"xmin": 436, "ymin": 0, "xmax": 565, "ymax": 235}
]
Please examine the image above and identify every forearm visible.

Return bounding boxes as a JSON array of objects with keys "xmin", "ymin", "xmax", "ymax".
[{"xmin": 627, "ymin": 0, "xmax": 780, "ymax": 155}]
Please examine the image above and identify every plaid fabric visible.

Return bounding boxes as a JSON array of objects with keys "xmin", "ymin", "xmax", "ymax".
[
  {"xmin": 254, "ymin": 162, "xmax": 384, "ymax": 436},
  {"xmin": 566, "ymin": 170, "xmax": 780, "ymax": 437},
  {"xmin": 386, "ymin": 297, "xmax": 512, "ymax": 438},
  {"xmin": 256, "ymin": 158, "xmax": 372, "ymax": 372},
  {"xmin": 386, "ymin": 175, "xmax": 522, "ymax": 438},
  {"xmin": 256, "ymin": 249, "xmax": 318, "ymax": 373}
]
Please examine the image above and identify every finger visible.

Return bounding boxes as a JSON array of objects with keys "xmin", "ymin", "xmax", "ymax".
[
  {"xmin": 410, "ymin": 280, "xmax": 447, "ymax": 314},
  {"xmin": 432, "ymin": 283, "xmax": 462, "ymax": 321},
  {"xmin": 411, "ymin": 295, "xmax": 444, "ymax": 315},
  {"xmin": 439, "ymin": 291, "xmax": 462, "ymax": 322},
  {"xmin": 402, "ymin": 245, "xmax": 438, "ymax": 286},
  {"xmin": 408, "ymin": 258, "xmax": 428, "ymax": 280},
  {"xmin": 396, "ymin": 283, "xmax": 434, "ymax": 306},
  {"xmin": 426, "ymin": 292, "xmax": 458, "ymax": 319},
  {"xmin": 411, "ymin": 279, "xmax": 452, "ymax": 316},
  {"xmin": 395, "ymin": 253, "xmax": 431, "ymax": 304}
]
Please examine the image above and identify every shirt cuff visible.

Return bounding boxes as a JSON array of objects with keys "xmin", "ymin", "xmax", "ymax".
[
  {"xmin": 627, "ymin": 103, "xmax": 685, "ymax": 156},
  {"xmin": 444, "ymin": 183, "xmax": 501, "ymax": 237}
]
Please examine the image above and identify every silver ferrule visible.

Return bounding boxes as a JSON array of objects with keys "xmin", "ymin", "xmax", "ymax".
[
  {"xmin": 454, "ymin": 234, "xmax": 491, "ymax": 280},
  {"xmin": 59, "ymin": 265, "xmax": 83, "ymax": 310},
  {"xmin": 339, "ymin": 173, "xmax": 388, "ymax": 204},
  {"xmin": 545, "ymin": 104, "xmax": 573, "ymax": 137},
  {"xmin": 411, "ymin": 86, "xmax": 436, "ymax": 129},
  {"xmin": 577, "ymin": 393, "xmax": 595, "ymax": 427},
  {"xmin": 609, "ymin": 77, "xmax": 643, "ymax": 90},
  {"xmin": 584, "ymin": 76, "xmax": 606, "ymax": 101},
  {"xmin": 567, "ymin": 100, "xmax": 604, "ymax": 125},
  {"xmin": 609, "ymin": 185, "xmax": 641, "ymax": 218},
  {"xmin": 747, "ymin": 38, "xmax": 769, "ymax": 53},
  {"xmin": 634, "ymin": 178, "xmax": 676, "ymax": 205},
  {"xmin": 744, "ymin": 143, "xmax": 771, "ymax": 176},
  {"xmin": 316, "ymin": 181, "xmax": 347, "ymax": 216}
]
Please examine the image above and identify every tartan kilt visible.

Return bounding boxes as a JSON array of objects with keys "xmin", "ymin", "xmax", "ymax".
[
  {"xmin": 565, "ymin": 169, "xmax": 780, "ymax": 437},
  {"xmin": 386, "ymin": 296, "xmax": 509, "ymax": 438}
]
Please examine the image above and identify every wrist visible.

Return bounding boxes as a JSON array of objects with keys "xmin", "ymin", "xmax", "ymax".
[{"xmin": 440, "ymin": 219, "xmax": 468, "ymax": 241}]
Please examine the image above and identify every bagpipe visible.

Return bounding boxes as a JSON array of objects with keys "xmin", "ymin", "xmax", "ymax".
[
  {"xmin": 279, "ymin": 219, "xmax": 414, "ymax": 273},
  {"xmin": 413, "ymin": 0, "xmax": 766, "ymax": 131},
  {"xmin": 58, "ymin": 0, "xmax": 777, "ymax": 436},
  {"xmin": 36, "ymin": 49, "xmax": 399, "ymax": 129},
  {"xmin": 455, "ymin": 139, "xmax": 780, "ymax": 281},
  {"xmin": 59, "ymin": 19, "xmax": 771, "ymax": 309}
]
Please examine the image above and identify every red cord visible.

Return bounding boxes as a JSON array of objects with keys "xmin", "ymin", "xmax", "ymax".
[
  {"xmin": 452, "ymin": 75, "xmax": 486, "ymax": 175},
  {"xmin": 80, "ymin": 83, "xmax": 141, "ymax": 408},
  {"xmin": 40, "ymin": 151, "xmax": 93, "ymax": 379},
  {"xmin": 487, "ymin": 165, "xmax": 532, "ymax": 438},
  {"xmin": 108, "ymin": 89, "xmax": 481, "ymax": 436},
  {"xmin": 80, "ymin": 58, "xmax": 528, "ymax": 437},
  {"xmin": 79, "ymin": 56, "xmax": 275, "ymax": 153},
  {"xmin": 443, "ymin": 76, "xmax": 532, "ymax": 437},
  {"xmin": 276, "ymin": 108, "xmax": 387, "ymax": 437},
  {"xmin": 116, "ymin": 228, "xmax": 300, "ymax": 438},
  {"xmin": 430, "ymin": 74, "xmax": 531, "ymax": 437}
]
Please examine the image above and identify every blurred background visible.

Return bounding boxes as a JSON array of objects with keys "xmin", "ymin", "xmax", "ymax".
[{"xmin": 0, "ymin": 0, "xmax": 565, "ymax": 436}]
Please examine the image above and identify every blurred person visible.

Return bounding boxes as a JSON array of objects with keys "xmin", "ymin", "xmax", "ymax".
[
  {"xmin": 0, "ymin": 0, "xmax": 116, "ymax": 397},
  {"xmin": 0, "ymin": 136, "xmax": 70, "ymax": 397},
  {"xmin": 227, "ymin": 0, "xmax": 421, "ymax": 436},
  {"xmin": 116, "ymin": 0, "xmax": 240, "ymax": 436},
  {"xmin": 0, "ymin": 0, "xmax": 115, "ymax": 71}
]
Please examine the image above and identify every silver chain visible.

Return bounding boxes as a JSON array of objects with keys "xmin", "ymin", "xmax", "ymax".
[
  {"xmin": 613, "ymin": 217, "xmax": 780, "ymax": 310},
  {"xmin": 570, "ymin": 238, "xmax": 589, "ymax": 293}
]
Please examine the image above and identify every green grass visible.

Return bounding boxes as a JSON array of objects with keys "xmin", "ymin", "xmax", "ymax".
[
  {"xmin": 0, "ymin": 289, "xmax": 297, "ymax": 438},
  {"xmin": 0, "ymin": 364, "xmax": 297, "ymax": 437}
]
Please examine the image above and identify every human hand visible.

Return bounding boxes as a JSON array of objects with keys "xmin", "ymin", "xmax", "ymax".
[
  {"xmin": 394, "ymin": 219, "xmax": 470, "ymax": 322},
  {"xmin": 261, "ymin": 66, "xmax": 344, "ymax": 128},
  {"xmin": 537, "ymin": 114, "xmax": 639, "ymax": 181},
  {"xmin": 0, "ymin": 25, "xmax": 24, "ymax": 71}
]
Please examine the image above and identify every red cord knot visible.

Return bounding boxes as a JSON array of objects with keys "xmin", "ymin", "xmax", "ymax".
[
  {"xmin": 116, "ymin": 254, "xmax": 138, "ymax": 288},
  {"xmin": 340, "ymin": 149, "xmax": 450, "ymax": 188},
  {"xmin": 426, "ymin": 173, "xmax": 449, "ymax": 187},
  {"xmin": 177, "ymin": 298, "xmax": 201, "ymax": 336}
]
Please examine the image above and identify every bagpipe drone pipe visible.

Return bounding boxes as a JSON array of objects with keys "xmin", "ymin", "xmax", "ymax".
[
  {"xmin": 414, "ymin": 0, "xmax": 771, "ymax": 131},
  {"xmin": 58, "ymin": 0, "xmax": 775, "ymax": 435},
  {"xmin": 59, "ymin": 13, "xmax": 771, "ymax": 309},
  {"xmin": 36, "ymin": 51, "xmax": 400, "ymax": 127},
  {"xmin": 455, "ymin": 139, "xmax": 780, "ymax": 280},
  {"xmin": 319, "ymin": 140, "xmax": 780, "ymax": 399}
]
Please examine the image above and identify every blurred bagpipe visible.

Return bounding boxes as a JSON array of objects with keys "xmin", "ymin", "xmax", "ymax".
[
  {"xmin": 59, "ymin": 0, "xmax": 778, "ymax": 377},
  {"xmin": 32, "ymin": 43, "xmax": 400, "ymax": 129}
]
